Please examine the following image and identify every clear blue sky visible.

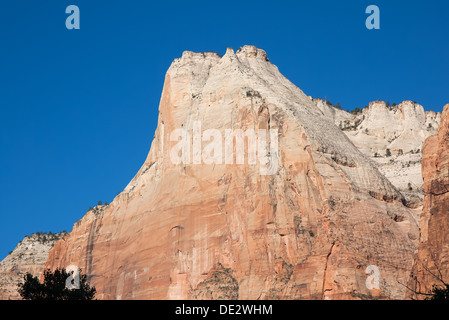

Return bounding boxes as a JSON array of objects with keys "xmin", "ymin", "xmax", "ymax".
[{"xmin": 0, "ymin": 0, "xmax": 448, "ymax": 259}]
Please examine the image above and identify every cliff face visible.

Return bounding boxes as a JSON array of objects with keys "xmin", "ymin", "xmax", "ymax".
[
  {"xmin": 44, "ymin": 46, "xmax": 420, "ymax": 300},
  {"xmin": 0, "ymin": 232, "xmax": 66, "ymax": 300},
  {"xmin": 317, "ymin": 100, "xmax": 441, "ymax": 208},
  {"xmin": 408, "ymin": 104, "xmax": 449, "ymax": 298}
]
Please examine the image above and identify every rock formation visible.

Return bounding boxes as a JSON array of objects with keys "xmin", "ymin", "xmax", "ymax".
[
  {"xmin": 408, "ymin": 104, "xmax": 449, "ymax": 299},
  {"xmin": 0, "ymin": 232, "xmax": 66, "ymax": 300},
  {"xmin": 43, "ymin": 46, "xmax": 424, "ymax": 300},
  {"xmin": 316, "ymin": 99, "xmax": 440, "ymax": 208}
]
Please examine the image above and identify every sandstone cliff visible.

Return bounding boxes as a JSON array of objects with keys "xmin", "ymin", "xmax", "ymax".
[
  {"xmin": 408, "ymin": 104, "xmax": 449, "ymax": 299},
  {"xmin": 0, "ymin": 232, "xmax": 66, "ymax": 300},
  {"xmin": 317, "ymin": 99, "xmax": 441, "ymax": 208},
  {"xmin": 44, "ymin": 46, "xmax": 421, "ymax": 300}
]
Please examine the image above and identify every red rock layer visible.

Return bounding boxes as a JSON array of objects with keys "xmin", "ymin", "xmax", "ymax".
[{"xmin": 408, "ymin": 104, "xmax": 449, "ymax": 298}]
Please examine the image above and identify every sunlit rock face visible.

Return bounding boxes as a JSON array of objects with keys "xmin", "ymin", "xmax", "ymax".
[
  {"xmin": 44, "ymin": 46, "xmax": 420, "ymax": 300},
  {"xmin": 0, "ymin": 232, "xmax": 66, "ymax": 300},
  {"xmin": 408, "ymin": 104, "xmax": 449, "ymax": 299},
  {"xmin": 317, "ymin": 99, "xmax": 441, "ymax": 208}
]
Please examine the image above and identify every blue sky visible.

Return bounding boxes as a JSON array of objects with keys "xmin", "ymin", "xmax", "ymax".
[{"xmin": 0, "ymin": 0, "xmax": 448, "ymax": 259}]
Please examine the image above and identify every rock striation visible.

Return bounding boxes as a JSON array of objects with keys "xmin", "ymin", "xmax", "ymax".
[
  {"xmin": 316, "ymin": 99, "xmax": 441, "ymax": 208},
  {"xmin": 408, "ymin": 104, "xmax": 449, "ymax": 299},
  {"xmin": 0, "ymin": 232, "xmax": 66, "ymax": 300},
  {"xmin": 43, "ymin": 46, "xmax": 422, "ymax": 300}
]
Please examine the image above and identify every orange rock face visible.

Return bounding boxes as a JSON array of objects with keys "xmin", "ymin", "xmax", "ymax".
[
  {"xmin": 408, "ymin": 104, "xmax": 449, "ymax": 298},
  {"xmin": 44, "ymin": 46, "xmax": 420, "ymax": 300}
]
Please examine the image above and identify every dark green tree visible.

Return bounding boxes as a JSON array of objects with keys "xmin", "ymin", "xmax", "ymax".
[
  {"xmin": 18, "ymin": 268, "xmax": 96, "ymax": 300},
  {"xmin": 351, "ymin": 107, "xmax": 361, "ymax": 114}
]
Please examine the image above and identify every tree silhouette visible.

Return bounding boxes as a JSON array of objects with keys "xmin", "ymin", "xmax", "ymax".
[
  {"xmin": 402, "ymin": 259, "xmax": 449, "ymax": 300},
  {"xmin": 429, "ymin": 284, "xmax": 449, "ymax": 300},
  {"xmin": 18, "ymin": 268, "xmax": 96, "ymax": 300}
]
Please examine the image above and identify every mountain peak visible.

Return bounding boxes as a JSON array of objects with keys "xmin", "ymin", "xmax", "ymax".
[{"xmin": 40, "ymin": 46, "xmax": 424, "ymax": 300}]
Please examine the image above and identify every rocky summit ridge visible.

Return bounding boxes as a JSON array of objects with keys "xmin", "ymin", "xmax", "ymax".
[
  {"xmin": 316, "ymin": 99, "xmax": 440, "ymax": 208},
  {"xmin": 0, "ymin": 232, "xmax": 66, "ymax": 300}
]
